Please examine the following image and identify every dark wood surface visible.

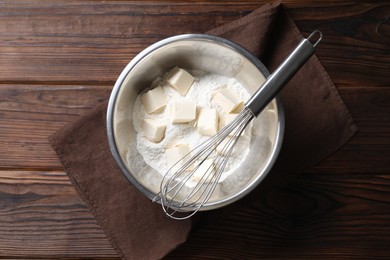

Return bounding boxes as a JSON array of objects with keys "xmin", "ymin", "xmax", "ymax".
[{"xmin": 0, "ymin": 1, "xmax": 389, "ymax": 259}]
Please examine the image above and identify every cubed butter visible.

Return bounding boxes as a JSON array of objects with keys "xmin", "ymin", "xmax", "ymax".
[
  {"xmin": 191, "ymin": 159, "xmax": 214, "ymax": 182},
  {"xmin": 166, "ymin": 144, "xmax": 191, "ymax": 171},
  {"xmin": 142, "ymin": 119, "xmax": 166, "ymax": 143},
  {"xmin": 141, "ymin": 86, "xmax": 166, "ymax": 114},
  {"xmin": 166, "ymin": 67, "xmax": 195, "ymax": 96},
  {"xmin": 218, "ymin": 113, "xmax": 238, "ymax": 130},
  {"xmin": 170, "ymin": 100, "xmax": 197, "ymax": 123},
  {"xmin": 219, "ymin": 113, "xmax": 240, "ymax": 136},
  {"xmin": 197, "ymin": 108, "xmax": 218, "ymax": 136},
  {"xmin": 232, "ymin": 102, "xmax": 244, "ymax": 113},
  {"xmin": 212, "ymin": 88, "xmax": 243, "ymax": 113}
]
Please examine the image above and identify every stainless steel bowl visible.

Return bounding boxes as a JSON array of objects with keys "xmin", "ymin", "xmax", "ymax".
[{"xmin": 107, "ymin": 34, "xmax": 284, "ymax": 211}]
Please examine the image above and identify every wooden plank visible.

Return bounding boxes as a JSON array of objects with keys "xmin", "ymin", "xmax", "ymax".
[
  {"xmin": 0, "ymin": 84, "xmax": 111, "ymax": 118},
  {"xmin": 0, "ymin": 85, "xmax": 111, "ymax": 170},
  {"xmin": 0, "ymin": 171, "xmax": 117, "ymax": 258},
  {"xmin": 0, "ymin": 1, "xmax": 257, "ymax": 83},
  {"xmin": 287, "ymin": 2, "xmax": 389, "ymax": 87},
  {"xmin": 0, "ymin": 2, "xmax": 387, "ymax": 86}
]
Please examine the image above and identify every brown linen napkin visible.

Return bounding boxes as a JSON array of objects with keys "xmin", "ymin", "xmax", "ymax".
[
  {"xmin": 198, "ymin": 2, "xmax": 359, "ymax": 224},
  {"xmin": 49, "ymin": 1, "xmax": 357, "ymax": 260}
]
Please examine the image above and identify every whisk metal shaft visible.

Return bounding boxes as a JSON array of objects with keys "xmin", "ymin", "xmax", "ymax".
[
  {"xmin": 156, "ymin": 30, "xmax": 322, "ymax": 220},
  {"xmin": 246, "ymin": 30, "xmax": 322, "ymax": 116}
]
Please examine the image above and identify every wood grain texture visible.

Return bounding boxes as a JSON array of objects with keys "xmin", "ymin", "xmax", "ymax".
[
  {"xmin": 168, "ymin": 174, "xmax": 390, "ymax": 259},
  {"xmin": 0, "ymin": 2, "xmax": 388, "ymax": 85},
  {"xmin": 0, "ymin": 171, "xmax": 117, "ymax": 258},
  {"xmin": 1, "ymin": 170, "xmax": 389, "ymax": 258},
  {"xmin": 0, "ymin": 85, "xmax": 111, "ymax": 170},
  {"xmin": 0, "ymin": 0, "xmax": 389, "ymax": 259}
]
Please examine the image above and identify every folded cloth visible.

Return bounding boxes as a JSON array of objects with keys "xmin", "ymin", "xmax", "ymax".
[
  {"xmin": 198, "ymin": 1, "xmax": 359, "ymax": 224},
  {"xmin": 49, "ymin": 1, "xmax": 357, "ymax": 259}
]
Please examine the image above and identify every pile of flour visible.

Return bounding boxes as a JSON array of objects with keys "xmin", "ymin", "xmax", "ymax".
[{"xmin": 130, "ymin": 70, "xmax": 253, "ymax": 181}]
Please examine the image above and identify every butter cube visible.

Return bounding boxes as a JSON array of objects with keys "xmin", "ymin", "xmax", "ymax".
[
  {"xmin": 166, "ymin": 67, "xmax": 195, "ymax": 96},
  {"xmin": 141, "ymin": 86, "xmax": 166, "ymax": 114},
  {"xmin": 233, "ymin": 102, "xmax": 244, "ymax": 113},
  {"xmin": 197, "ymin": 108, "xmax": 218, "ymax": 136},
  {"xmin": 212, "ymin": 88, "xmax": 243, "ymax": 113},
  {"xmin": 170, "ymin": 100, "xmax": 197, "ymax": 123},
  {"xmin": 191, "ymin": 159, "xmax": 214, "ymax": 182},
  {"xmin": 219, "ymin": 113, "xmax": 243, "ymax": 136},
  {"xmin": 166, "ymin": 144, "xmax": 191, "ymax": 171},
  {"xmin": 218, "ymin": 113, "xmax": 238, "ymax": 130},
  {"xmin": 142, "ymin": 119, "xmax": 166, "ymax": 143}
]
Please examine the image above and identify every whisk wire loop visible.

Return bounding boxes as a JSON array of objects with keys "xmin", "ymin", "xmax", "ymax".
[{"xmin": 156, "ymin": 108, "xmax": 254, "ymax": 220}]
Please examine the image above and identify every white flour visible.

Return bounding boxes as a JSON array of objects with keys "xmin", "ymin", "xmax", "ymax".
[{"xmin": 131, "ymin": 70, "xmax": 253, "ymax": 182}]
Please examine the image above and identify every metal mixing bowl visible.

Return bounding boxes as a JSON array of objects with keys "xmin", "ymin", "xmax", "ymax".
[{"xmin": 107, "ymin": 34, "xmax": 284, "ymax": 211}]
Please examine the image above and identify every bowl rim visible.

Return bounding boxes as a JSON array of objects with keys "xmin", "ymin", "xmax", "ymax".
[{"xmin": 106, "ymin": 33, "xmax": 285, "ymax": 211}]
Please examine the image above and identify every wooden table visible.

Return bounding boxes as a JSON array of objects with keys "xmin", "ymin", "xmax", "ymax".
[{"xmin": 0, "ymin": 1, "xmax": 389, "ymax": 259}]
